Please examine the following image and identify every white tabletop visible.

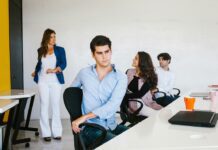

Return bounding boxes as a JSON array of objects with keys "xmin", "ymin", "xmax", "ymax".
[
  {"xmin": 0, "ymin": 99, "xmax": 19, "ymax": 113},
  {"xmin": 0, "ymin": 89, "xmax": 35, "ymax": 99},
  {"xmin": 97, "ymin": 94, "xmax": 218, "ymax": 150}
]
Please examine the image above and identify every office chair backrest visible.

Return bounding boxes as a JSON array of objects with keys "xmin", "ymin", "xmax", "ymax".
[
  {"xmin": 63, "ymin": 87, "xmax": 85, "ymax": 150},
  {"xmin": 63, "ymin": 87, "xmax": 107, "ymax": 150},
  {"xmin": 63, "ymin": 87, "xmax": 83, "ymax": 122}
]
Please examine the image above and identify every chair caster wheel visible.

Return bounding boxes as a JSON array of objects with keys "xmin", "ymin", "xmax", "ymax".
[
  {"xmin": 35, "ymin": 131, "xmax": 39, "ymax": 136},
  {"xmin": 25, "ymin": 143, "xmax": 30, "ymax": 148}
]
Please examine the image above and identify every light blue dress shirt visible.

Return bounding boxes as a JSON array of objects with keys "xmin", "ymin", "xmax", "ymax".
[{"xmin": 71, "ymin": 64, "xmax": 127, "ymax": 130}]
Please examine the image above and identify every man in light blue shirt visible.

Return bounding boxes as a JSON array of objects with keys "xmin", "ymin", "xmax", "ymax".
[{"xmin": 71, "ymin": 35, "xmax": 128, "ymax": 146}]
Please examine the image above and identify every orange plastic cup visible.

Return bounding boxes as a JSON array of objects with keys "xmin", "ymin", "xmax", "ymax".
[{"xmin": 184, "ymin": 97, "xmax": 196, "ymax": 111}]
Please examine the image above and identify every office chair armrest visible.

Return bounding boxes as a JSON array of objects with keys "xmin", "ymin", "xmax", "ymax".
[
  {"xmin": 173, "ymin": 88, "xmax": 180, "ymax": 96},
  {"xmin": 117, "ymin": 111, "xmax": 128, "ymax": 125},
  {"xmin": 79, "ymin": 122, "xmax": 106, "ymax": 132},
  {"xmin": 127, "ymin": 99, "xmax": 144, "ymax": 116},
  {"xmin": 153, "ymin": 91, "xmax": 166, "ymax": 94},
  {"xmin": 79, "ymin": 122, "xmax": 107, "ymax": 149},
  {"xmin": 152, "ymin": 91, "xmax": 167, "ymax": 100},
  {"xmin": 116, "ymin": 111, "xmax": 126, "ymax": 116}
]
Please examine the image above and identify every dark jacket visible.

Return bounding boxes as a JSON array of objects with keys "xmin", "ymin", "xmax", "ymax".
[{"xmin": 34, "ymin": 45, "xmax": 67, "ymax": 84}]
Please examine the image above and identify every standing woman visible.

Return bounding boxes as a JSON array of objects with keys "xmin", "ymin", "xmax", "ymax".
[
  {"xmin": 123, "ymin": 51, "xmax": 162, "ymax": 117},
  {"xmin": 32, "ymin": 28, "xmax": 67, "ymax": 141}
]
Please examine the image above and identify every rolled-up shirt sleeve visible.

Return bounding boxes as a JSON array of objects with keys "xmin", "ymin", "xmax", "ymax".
[{"xmin": 92, "ymin": 75, "xmax": 128, "ymax": 119}]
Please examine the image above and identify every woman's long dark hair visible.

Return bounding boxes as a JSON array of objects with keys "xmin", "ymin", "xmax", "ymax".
[
  {"xmin": 38, "ymin": 28, "xmax": 56, "ymax": 60},
  {"xmin": 138, "ymin": 51, "xmax": 158, "ymax": 90}
]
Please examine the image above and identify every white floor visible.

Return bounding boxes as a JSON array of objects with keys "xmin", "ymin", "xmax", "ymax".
[
  {"xmin": 11, "ymin": 116, "xmax": 125, "ymax": 150},
  {"xmin": 12, "ymin": 119, "xmax": 75, "ymax": 150}
]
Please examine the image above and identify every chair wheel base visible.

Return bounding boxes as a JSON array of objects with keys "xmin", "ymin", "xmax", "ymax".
[
  {"xmin": 35, "ymin": 131, "xmax": 39, "ymax": 136},
  {"xmin": 25, "ymin": 143, "xmax": 30, "ymax": 148}
]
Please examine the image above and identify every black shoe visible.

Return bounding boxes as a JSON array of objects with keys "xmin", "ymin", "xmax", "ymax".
[
  {"xmin": 43, "ymin": 137, "xmax": 51, "ymax": 142},
  {"xmin": 53, "ymin": 136, "xmax": 62, "ymax": 140}
]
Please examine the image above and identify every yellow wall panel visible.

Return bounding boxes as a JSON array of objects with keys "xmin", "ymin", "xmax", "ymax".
[
  {"xmin": 0, "ymin": 0, "xmax": 11, "ymax": 91},
  {"xmin": 0, "ymin": 0, "xmax": 11, "ymax": 122}
]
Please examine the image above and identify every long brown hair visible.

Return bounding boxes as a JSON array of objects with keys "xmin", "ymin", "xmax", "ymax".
[
  {"xmin": 38, "ymin": 28, "xmax": 56, "ymax": 60},
  {"xmin": 138, "ymin": 51, "xmax": 157, "ymax": 90}
]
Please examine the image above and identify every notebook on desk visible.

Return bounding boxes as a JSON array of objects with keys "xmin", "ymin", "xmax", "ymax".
[
  {"xmin": 189, "ymin": 92, "xmax": 209, "ymax": 97},
  {"xmin": 168, "ymin": 110, "xmax": 218, "ymax": 127}
]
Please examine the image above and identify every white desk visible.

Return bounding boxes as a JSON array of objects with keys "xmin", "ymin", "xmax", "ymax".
[
  {"xmin": 0, "ymin": 89, "xmax": 35, "ymax": 99},
  {"xmin": 98, "ymin": 94, "xmax": 218, "ymax": 150},
  {"xmin": 0, "ymin": 99, "xmax": 19, "ymax": 113},
  {"xmin": 0, "ymin": 99, "xmax": 19, "ymax": 150},
  {"xmin": 0, "ymin": 89, "xmax": 38, "ymax": 147}
]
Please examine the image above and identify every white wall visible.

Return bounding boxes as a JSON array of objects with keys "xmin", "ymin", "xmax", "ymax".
[{"xmin": 23, "ymin": 0, "xmax": 218, "ymax": 119}]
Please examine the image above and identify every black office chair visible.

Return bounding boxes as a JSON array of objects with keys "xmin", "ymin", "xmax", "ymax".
[
  {"xmin": 153, "ymin": 88, "xmax": 181, "ymax": 107},
  {"xmin": 63, "ymin": 87, "xmax": 107, "ymax": 150},
  {"xmin": 119, "ymin": 88, "xmax": 171, "ymax": 127},
  {"xmin": 119, "ymin": 97, "xmax": 147, "ymax": 127}
]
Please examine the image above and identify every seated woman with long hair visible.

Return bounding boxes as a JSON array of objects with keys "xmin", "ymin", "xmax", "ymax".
[{"xmin": 123, "ymin": 51, "xmax": 162, "ymax": 117}]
